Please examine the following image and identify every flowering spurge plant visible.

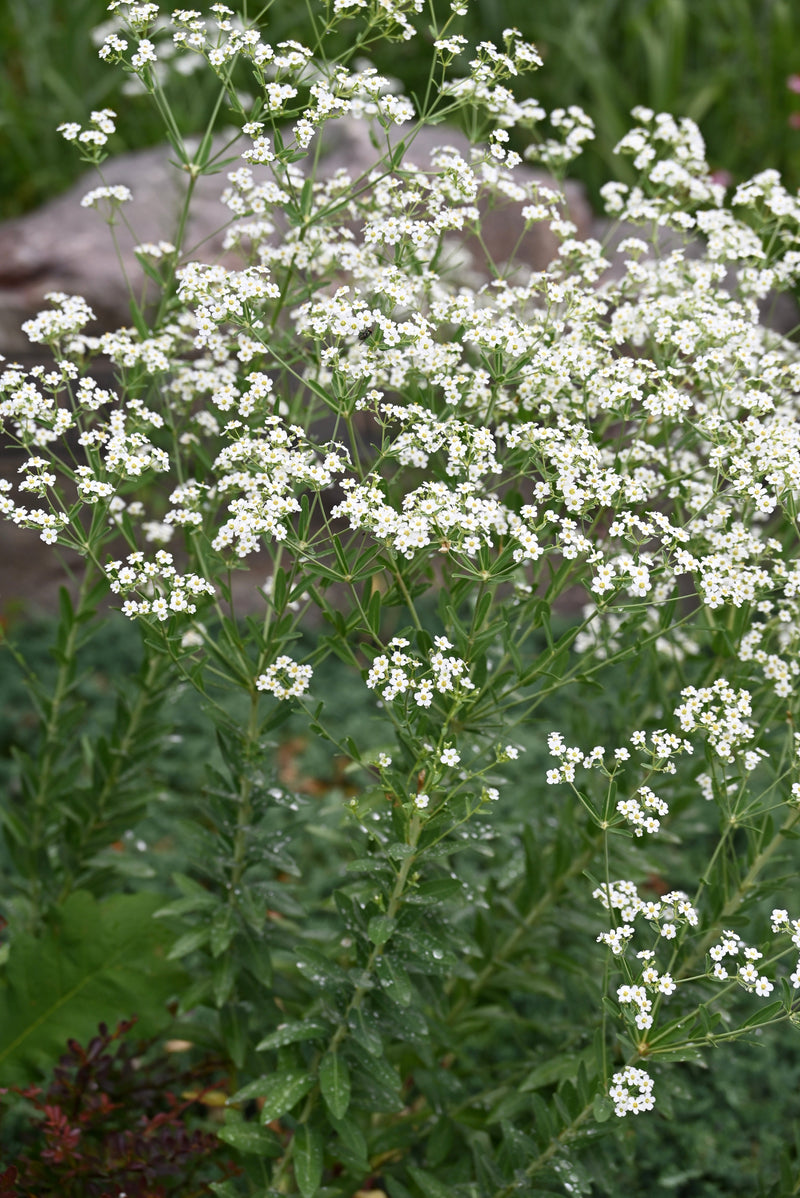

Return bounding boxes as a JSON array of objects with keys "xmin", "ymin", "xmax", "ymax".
[{"xmin": 2, "ymin": 1, "xmax": 800, "ymax": 1195}]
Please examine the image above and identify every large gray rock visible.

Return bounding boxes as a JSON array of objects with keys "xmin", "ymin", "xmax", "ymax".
[{"xmin": 0, "ymin": 121, "xmax": 592, "ymax": 358}]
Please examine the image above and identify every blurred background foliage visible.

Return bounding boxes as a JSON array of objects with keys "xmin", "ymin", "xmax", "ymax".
[{"xmin": 1, "ymin": 0, "xmax": 800, "ymax": 219}]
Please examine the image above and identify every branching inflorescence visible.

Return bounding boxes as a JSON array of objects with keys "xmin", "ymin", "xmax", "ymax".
[{"xmin": 3, "ymin": 0, "xmax": 800, "ymax": 1192}]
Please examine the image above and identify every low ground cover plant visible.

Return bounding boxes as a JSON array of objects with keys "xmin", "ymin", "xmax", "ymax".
[{"xmin": 2, "ymin": 1, "xmax": 800, "ymax": 1193}]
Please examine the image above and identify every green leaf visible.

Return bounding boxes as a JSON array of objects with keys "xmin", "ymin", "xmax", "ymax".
[
  {"xmin": 368, "ymin": 915, "xmax": 396, "ymax": 946},
  {"xmin": 220, "ymin": 1005, "xmax": 247, "ymax": 1069},
  {"xmin": 345, "ymin": 1041, "xmax": 402, "ymax": 1112},
  {"xmin": 593, "ymin": 1093, "xmax": 614, "ymax": 1122},
  {"xmin": 229, "ymin": 1069, "xmax": 313, "ymax": 1120},
  {"xmin": 521, "ymin": 1055, "xmax": 582, "ymax": 1092},
  {"xmin": 741, "ymin": 999, "xmax": 785, "ymax": 1029},
  {"xmin": 407, "ymin": 1165, "xmax": 455, "ymax": 1198},
  {"xmin": 366, "ymin": 587, "xmax": 382, "ymax": 637},
  {"xmin": 166, "ymin": 925, "xmax": 210, "ymax": 960},
  {"xmin": 319, "ymin": 1051, "xmax": 351, "ymax": 1119},
  {"xmin": 261, "ymin": 1068, "xmax": 313, "ymax": 1121},
  {"xmin": 256, "ymin": 1020, "xmax": 329, "ymax": 1051},
  {"xmin": 0, "ymin": 891, "xmax": 185, "ymax": 1083},
  {"xmin": 216, "ymin": 1121, "xmax": 282, "ymax": 1156},
  {"xmin": 294, "ymin": 1124, "xmax": 323, "ymax": 1198},
  {"xmin": 210, "ymin": 906, "xmax": 236, "ymax": 958},
  {"xmin": 350, "ymin": 1006, "xmax": 382, "ymax": 1056},
  {"xmin": 375, "ymin": 956, "xmax": 413, "ymax": 1006},
  {"xmin": 650, "ymin": 1045, "xmax": 705, "ymax": 1064},
  {"xmin": 328, "ymin": 1111, "xmax": 368, "ymax": 1169},
  {"xmin": 212, "ymin": 953, "xmax": 236, "ymax": 1008},
  {"xmin": 210, "ymin": 1182, "xmax": 241, "ymax": 1198}
]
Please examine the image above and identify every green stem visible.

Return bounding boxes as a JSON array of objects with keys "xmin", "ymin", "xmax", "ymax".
[
  {"xmin": 679, "ymin": 802, "xmax": 800, "ymax": 979},
  {"xmin": 28, "ymin": 563, "xmax": 98, "ymax": 928},
  {"xmin": 272, "ymin": 814, "xmax": 423, "ymax": 1192},
  {"xmin": 491, "ymin": 1100, "xmax": 596, "ymax": 1198},
  {"xmin": 446, "ymin": 840, "xmax": 598, "ymax": 1016},
  {"xmin": 231, "ymin": 691, "xmax": 263, "ymax": 894},
  {"xmin": 56, "ymin": 650, "xmax": 168, "ymax": 904}
]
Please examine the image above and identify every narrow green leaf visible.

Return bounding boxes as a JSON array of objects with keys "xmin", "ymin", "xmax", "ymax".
[
  {"xmin": 216, "ymin": 1121, "xmax": 282, "ymax": 1156},
  {"xmin": 375, "ymin": 957, "xmax": 413, "ymax": 1006},
  {"xmin": 210, "ymin": 906, "xmax": 236, "ymax": 958},
  {"xmin": 350, "ymin": 1006, "xmax": 382, "ymax": 1056},
  {"xmin": 210, "ymin": 1182, "xmax": 241, "ymax": 1198},
  {"xmin": 256, "ymin": 1021, "xmax": 329, "ymax": 1051},
  {"xmin": 741, "ymin": 999, "xmax": 785, "ymax": 1029},
  {"xmin": 294, "ymin": 1124, "xmax": 323, "ymax": 1198},
  {"xmin": 328, "ymin": 1112, "xmax": 368, "ymax": 1169},
  {"xmin": 212, "ymin": 954, "xmax": 236, "ymax": 1008},
  {"xmin": 220, "ymin": 1007, "xmax": 247, "ymax": 1069},
  {"xmin": 366, "ymin": 586, "xmax": 382, "ymax": 637},
  {"xmin": 229, "ymin": 1069, "xmax": 313, "ymax": 1117},
  {"xmin": 166, "ymin": 925, "xmax": 210, "ymax": 960},
  {"xmin": 319, "ymin": 1051, "xmax": 351, "ymax": 1120},
  {"xmin": 650, "ymin": 1046, "xmax": 705, "ymax": 1064},
  {"xmin": 407, "ymin": 1165, "xmax": 455, "ymax": 1198},
  {"xmin": 521, "ymin": 1055, "xmax": 581, "ymax": 1092}
]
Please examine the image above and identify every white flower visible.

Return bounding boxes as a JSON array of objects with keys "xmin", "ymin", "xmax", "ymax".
[{"xmin": 255, "ymin": 656, "xmax": 313, "ymax": 700}]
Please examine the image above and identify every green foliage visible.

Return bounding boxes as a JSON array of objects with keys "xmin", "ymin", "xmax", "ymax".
[{"xmin": 0, "ymin": 891, "xmax": 185, "ymax": 1083}]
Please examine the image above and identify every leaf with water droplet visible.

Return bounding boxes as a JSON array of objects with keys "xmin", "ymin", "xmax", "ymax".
[
  {"xmin": 349, "ymin": 1005, "xmax": 383, "ymax": 1056},
  {"xmin": 368, "ymin": 915, "xmax": 396, "ymax": 946},
  {"xmin": 375, "ymin": 955, "xmax": 413, "ymax": 1006},
  {"xmin": 210, "ymin": 906, "xmax": 235, "ymax": 958},
  {"xmin": 256, "ymin": 1020, "xmax": 330, "ymax": 1051},
  {"xmin": 228, "ymin": 1069, "xmax": 312, "ymax": 1120},
  {"xmin": 294, "ymin": 1124, "xmax": 323, "ymax": 1198},
  {"xmin": 295, "ymin": 947, "xmax": 351, "ymax": 991},
  {"xmin": 396, "ymin": 930, "xmax": 456, "ymax": 974},
  {"xmin": 215, "ymin": 1120, "xmax": 282, "ymax": 1156},
  {"xmin": 319, "ymin": 1050, "xmax": 351, "ymax": 1119}
]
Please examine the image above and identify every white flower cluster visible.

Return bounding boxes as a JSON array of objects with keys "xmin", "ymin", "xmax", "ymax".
[
  {"xmin": 332, "ymin": 476, "xmax": 541, "ymax": 562},
  {"xmin": 57, "ymin": 108, "xmax": 117, "ymax": 153},
  {"xmin": 255, "ymin": 655, "xmax": 313, "ymax": 700},
  {"xmin": 617, "ymin": 961, "xmax": 677, "ymax": 1032},
  {"xmin": 0, "ymin": 478, "xmax": 69, "ymax": 545},
  {"xmin": 770, "ymin": 908, "xmax": 800, "ymax": 989},
  {"xmin": 526, "ymin": 105, "xmax": 595, "ymax": 169},
  {"xmin": 207, "ymin": 415, "xmax": 349, "ymax": 558},
  {"xmin": 365, "ymin": 636, "xmax": 475, "ymax": 708},
  {"xmin": 674, "ymin": 680, "xmax": 754, "ymax": 761},
  {"xmin": 545, "ymin": 727, "xmax": 691, "ymax": 792},
  {"xmin": 80, "ymin": 184, "xmax": 133, "ymax": 209},
  {"xmin": 707, "ymin": 930, "xmax": 774, "ymax": 996},
  {"xmin": 594, "ymin": 879, "xmax": 698, "ymax": 956},
  {"xmin": 616, "ymin": 785, "xmax": 669, "ymax": 837},
  {"xmin": 609, "ymin": 1065, "xmax": 655, "ymax": 1117},
  {"xmin": 177, "ymin": 263, "xmax": 281, "ymax": 353},
  {"xmin": 20, "ymin": 293, "xmax": 96, "ymax": 347},
  {"xmin": 107, "ymin": 550, "xmax": 215, "ymax": 620},
  {"xmin": 603, "ymin": 106, "xmax": 724, "ymax": 221}
]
